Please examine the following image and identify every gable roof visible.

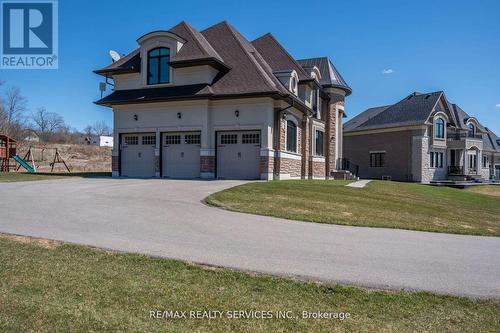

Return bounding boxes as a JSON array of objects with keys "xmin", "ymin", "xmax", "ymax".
[
  {"xmin": 168, "ymin": 21, "xmax": 226, "ymax": 68},
  {"xmin": 297, "ymin": 57, "xmax": 352, "ymax": 96},
  {"xmin": 251, "ymin": 33, "xmax": 311, "ymax": 82},
  {"xmin": 343, "ymin": 105, "xmax": 390, "ymax": 132}
]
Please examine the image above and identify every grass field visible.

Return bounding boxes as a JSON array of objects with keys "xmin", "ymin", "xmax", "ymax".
[
  {"xmin": 0, "ymin": 172, "xmax": 111, "ymax": 182},
  {"xmin": 0, "ymin": 234, "xmax": 498, "ymax": 333},
  {"xmin": 467, "ymin": 185, "xmax": 500, "ymax": 197},
  {"xmin": 206, "ymin": 180, "xmax": 500, "ymax": 236}
]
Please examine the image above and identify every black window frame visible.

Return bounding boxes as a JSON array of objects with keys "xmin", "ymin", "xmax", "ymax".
[
  {"xmin": 314, "ymin": 130, "xmax": 324, "ymax": 156},
  {"xmin": 147, "ymin": 47, "xmax": 170, "ymax": 85},
  {"xmin": 286, "ymin": 120, "xmax": 297, "ymax": 153},
  {"xmin": 435, "ymin": 117, "xmax": 445, "ymax": 139},
  {"xmin": 370, "ymin": 152, "xmax": 385, "ymax": 168}
]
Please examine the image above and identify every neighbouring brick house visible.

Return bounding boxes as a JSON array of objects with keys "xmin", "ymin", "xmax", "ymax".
[
  {"xmin": 343, "ymin": 91, "xmax": 500, "ymax": 183},
  {"xmin": 95, "ymin": 21, "xmax": 351, "ymax": 179}
]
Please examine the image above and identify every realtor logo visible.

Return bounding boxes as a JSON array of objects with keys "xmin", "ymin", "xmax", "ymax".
[{"xmin": 1, "ymin": 0, "xmax": 58, "ymax": 69}]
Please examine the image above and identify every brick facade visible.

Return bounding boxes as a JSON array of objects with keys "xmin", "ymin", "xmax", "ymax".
[
  {"xmin": 200, "ymin": 156, "xmax": 215, "ymax": 173},
  {"xmin": 311, "ymin": 160, "xmax": 326, "ymax": 178},
  {"xmin": 260, "ymin": 155, "xmax": 274, "ymax": 175},
  {"xmin": 112, "ymin": 155, "xmax": 119, "ymax": 173},
  {"xmin": 301, "ymin": 116, "xmax": 310, "ymax": 178}
]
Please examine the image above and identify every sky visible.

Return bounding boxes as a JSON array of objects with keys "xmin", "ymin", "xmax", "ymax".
[{"xmin": 1, "ymin": 0, "xmax": 499, "ymax": 133}]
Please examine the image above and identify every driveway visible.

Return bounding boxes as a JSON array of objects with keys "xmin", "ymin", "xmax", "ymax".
[{"xmin": 0, "ymin": 178, "xmax": 499, "ymax": 298}]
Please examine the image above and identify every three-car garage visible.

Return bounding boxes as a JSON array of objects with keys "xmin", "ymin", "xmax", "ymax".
[{"xmin": 119, "ymin": 130, "xmax": 262, "ymax": 179}]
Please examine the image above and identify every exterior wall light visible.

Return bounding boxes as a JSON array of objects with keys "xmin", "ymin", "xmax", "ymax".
[
  {"xmin": 235, "ymin": 110, "xmax": 239, "ymax": 117},
  {"xmin": 133, "ymin": 114, "xmax": 138, "ymax": 121},
  {"xmin": 177, "ymin": 112, "xmax": 182, "ymax": 119},
  {"xmin": 282, "ymin": 112, "xmax": 287, "ymax": 120}
]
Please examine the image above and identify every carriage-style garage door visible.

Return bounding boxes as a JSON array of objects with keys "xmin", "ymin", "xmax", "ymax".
[
  {"xmin": 120, "ymin": 133, "xmax": 156, "ymax": 178},
  {"xmin": 217, "ymin": 131, "xmax": 261, "ymax": 180},
  {"xmin": 162, "ymin": 132, "xmax": 201, "ymax": 178}
]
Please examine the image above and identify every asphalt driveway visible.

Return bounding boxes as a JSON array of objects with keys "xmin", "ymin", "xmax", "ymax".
[{"xmin": 0, "ymin": 178, "xmax": 499, "ymax": 298}]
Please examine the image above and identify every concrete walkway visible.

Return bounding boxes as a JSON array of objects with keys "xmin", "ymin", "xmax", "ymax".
[
  {"xmin": 346, "ymin": 179, "xmax": 372, "ymax": 188},
  {"xmin": 0, "ymin": 178, "xmax": 499, "ymax": 298}
]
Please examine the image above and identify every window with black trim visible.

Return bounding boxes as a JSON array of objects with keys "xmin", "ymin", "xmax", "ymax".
[
  {"xmin": 286, "ymin": 120, "xmax": 297, "ymax": 152},
  {"xmin": 483, "ymin": 155, "xmax": 488, "ymax": 168},
  {"xmin": 124, "ymin": 136, "xmax": 138, "ymax": 145},
  {"xmin": 430, "ymin": 152, "xmax": 444, "ymax": 168},
  {"xmin": 185, "ymin": 134, "xmax": 200, "ymax": 145},
  {"xmin": 220, "ymin": 134, "xmax": 237, "ymax": 145},
  {"xmin": 142, "ymin": 135, "xmax": 156, "ymax": 145},
  {"xmin": 242, "ymin": 133, "xmax": 260, "ymax": 144},
  {"xmin": 312, "ymin": 89, "xmax": 319, "ymax": 112},
  {"xmin": 315, "ymin": 130, "xmax": 324, "ymax": 156},
  {"xmin": 165, "ymin": 135, "xmax": 181, "ymax": 145},
  {"xmin": 147, "ymin": 47, "xmax": 170, "ymax": 85},
  {"xmin": 370, "ymin": 153, "xmax": 385, "ymax": 167}
]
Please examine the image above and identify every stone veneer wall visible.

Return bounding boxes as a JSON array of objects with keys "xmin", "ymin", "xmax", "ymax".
[
  {"xmin": 326, "ymin": 94, "xmax": 344, "ymax": 177},
  {"xmin": 311, "ymin": 160, "xmax": 326, "ymax": 178},
  {"xmin": 278, "ymin": 157, "xmax": 302, "ymax": 178},
  {"xmin": 260, "ymin": 155, "xmax": 274, "ymax": 176}
]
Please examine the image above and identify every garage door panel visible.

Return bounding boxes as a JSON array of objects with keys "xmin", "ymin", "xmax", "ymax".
[
  {"xmin": 121, "ymin": 133, "xmax": 156, "ymax": 178},
  {"xmin": 217, "ymin": 131, "xmax": 260, "ymax": 180},
  {"xmin": 162, "ymin": 132, "xmax": 200, "ymax": 178}
]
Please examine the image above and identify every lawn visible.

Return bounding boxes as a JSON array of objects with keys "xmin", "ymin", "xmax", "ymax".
[
  {"xmin": 0, "ymin": 172, "xmax": 111, "ymax": 182},
  {"xmin": 467, "ymin": 185, "xmax": 500, "ymax": 197},
  {"xmin": 206, "ymin": 180, "xmax": 500, "ymax": 236},
  {"xmin": 0, "ymin": 234, "xmax": 498, "ymax": 332}
]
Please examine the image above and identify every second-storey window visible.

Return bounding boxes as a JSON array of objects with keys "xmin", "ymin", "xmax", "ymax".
[
  {"xmin": 286, "ymin": 120, "xmax": 297, "ymax": 153},
  {"xmin": 435, "ymin": 117, "xmax": 445, "ymax": 139},
  {"xmin": 148, "ymin": 47, "xmax": 170, "ymax": 85}
]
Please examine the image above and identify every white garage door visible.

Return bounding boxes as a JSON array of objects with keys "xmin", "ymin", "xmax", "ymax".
[
  {"xmin": 162, "ymin": 132, "xmax": 201, "ymax": 178},
  {"xmin": 121, "ymin": 133, "xmax": 156, "ymax": 178},
  {"xmin": 217, "ymin": 131, "xmax": 261, "ymax": 180}
]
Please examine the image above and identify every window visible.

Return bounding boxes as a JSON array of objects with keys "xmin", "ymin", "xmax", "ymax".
[
  {"xmin": 370, "ymin": 153, "xmax": 385, "ymax": 167},
  {"xmin": 315, "ymin": 130, "xmax": 324, "ymax": 156},
  {"xmin": 435, "ymin": 117, "xmax": 445, "ymax": 139},
  {"xmin": 220, "ymin": 134, "xmax": 237, "ymax": 145},
  {"xmin": 165, "ymin": 135, "xmax": 180, "ymax": 145},
  {"xmin": 483, "ymin": 155, "xmax": 488, "ymax": 168},
  {"xmin": 312, "ymin": 89, "xmax": 319, "ymax": 112},
  {"xmin": 430, "ymin": 152, "xmax": 444, "ymax": 168},
  {"xmin": 286, "ymin": 120, "xmax": 297, "ymax": 152},
  {"xmin": 147, "ymin": 47, "xmax": 170, "ymax": 85},
  {"xmin": 242, "ymin": 133, "xmax": 260, "ymax": 144},
  {"xmin": 185, "ymin": 134, "xmax": 200, "ymax": 145},
  {"xmin": 124, "ymin": 136, "xmax": 138, "ymax": 145},
  {"xmin": 468, "ymin": 123, "xmax": 475, "ymax": 138},
  {"xmin": 142, "ymin": 135, "xmax": 156, "ymax": 145}
]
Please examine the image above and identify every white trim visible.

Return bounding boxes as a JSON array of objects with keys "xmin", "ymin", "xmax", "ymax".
[
  {"xmin": 369, "ymin": 150, "xmax": 386, "ymax": 154},
  {"xmin": 311, "ymin": 176, "xmax": 326, "ymax": 180},
  {"xmin": 260, "ymin": 148, "xmax": 274, "ymax": 157},
  {"xmin": 276, "ymin": 174, "xmax": 301, "ymax": 180},
  {"xmin": 277, "ymin": 151, "xmax": 302, "ymax": 160},
  {"xmin": 311, "ymin": 156, "xmax": 325, "ymax": 162},
  {"xmin": 200, "ymin": 149, "xmax": 215, "ymax": 156}
]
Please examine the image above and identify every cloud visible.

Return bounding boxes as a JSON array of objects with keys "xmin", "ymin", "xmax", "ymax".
[
  {"xmin": 496, "ymin": 104, "xmax": 500, "ymax": 108},
  {"xmin": 382, "ymin": 69, "xmax": 394, "ymax": 74}
]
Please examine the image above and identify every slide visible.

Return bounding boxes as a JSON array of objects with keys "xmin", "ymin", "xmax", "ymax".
[{"xmin": 13, "ymin": 155, "xmax": 35, "ymax": 173}]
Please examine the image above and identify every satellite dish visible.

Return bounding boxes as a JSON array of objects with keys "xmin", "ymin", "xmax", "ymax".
[{"xmin": 109, "ymin": 50, "xmax": 121, "ymax": 62}]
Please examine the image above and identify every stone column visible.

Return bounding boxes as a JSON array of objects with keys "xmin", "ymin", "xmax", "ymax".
[
  {"xmin": 301, "ymin": 115, "xmax": 310, "ymax": 179},
  {"xmin": 155, "ymin": 130, "xmax": 161, "ymax": 178},
  {"xmin": 325, "ymin": 88, "xmax": 346, "ymax": 178}
]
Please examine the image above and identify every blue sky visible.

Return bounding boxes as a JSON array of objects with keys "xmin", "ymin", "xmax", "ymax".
[{"xmin": 2, "ymin": 0, "xmax": 499, "ymax": 133}]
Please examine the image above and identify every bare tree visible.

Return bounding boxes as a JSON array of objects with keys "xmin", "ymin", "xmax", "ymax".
[
  {"xmin": 46, "ymin": 112, "xmax": 65, "ymax": 132},
  {"xmin": 4, "ymin": 86, "xmax": 27, "ymax": 125},
  {"xmin": 31, "ymin": 107, "xmax": 66, "ymax": 142},
  {"xmin": 31, "ymin": 107, "xmax": 50, "ymax": 133},
  {"xmin": 91, "ymin": 120, "xmax": 111, "ymax": 136},
  {"xmin": 83, "ymin": 125, "xmax": 93, "ymax": 137}
]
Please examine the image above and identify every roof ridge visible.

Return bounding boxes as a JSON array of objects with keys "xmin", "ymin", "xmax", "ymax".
[
  {"xmin": 218, "ymin": 22, "xmax": 279, "ymax": 93},
  {"xmin": 253, "ymin": 33, "xmax": 310, "ymax": 79}
]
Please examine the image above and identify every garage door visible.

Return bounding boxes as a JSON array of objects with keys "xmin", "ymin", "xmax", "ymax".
[
  {"xmin": 217, "ymin": 131, "xmax": 260, "ymax": 179},
  {"xmin": 121, "ymin": 133, "xmax": 156, "ymax": 177},
  {"xmin": 162, "ymin": 132, "xmax": 201, "ymax": 178}
]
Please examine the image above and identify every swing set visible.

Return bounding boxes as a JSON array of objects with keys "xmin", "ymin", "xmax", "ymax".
[{"xmin": 15, "ymin": 145, "xmax": 71, "ymax": 173}]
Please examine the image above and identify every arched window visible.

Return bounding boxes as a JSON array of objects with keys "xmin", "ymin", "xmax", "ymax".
[
  {"xmin": 147, "ymin": 47, "xmax": 170, "ymax": 85},
  {"xmin": 286, "ymin": 120, "xmax": 297, "ymax": 153},
  {"xmin": 468, "ymin": 123, "xmax": 475, "ymax": 137},
  {"xmin": 435, "ymin": 117, "xmax": 445, "ymax": 139}
]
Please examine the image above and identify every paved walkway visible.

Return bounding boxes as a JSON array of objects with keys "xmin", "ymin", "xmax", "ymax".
[
  {"xmin": 0, "ymin": 178, "xmax": 499, "ymax": 298},
  {"xmin": 346, "ymin": 179, "xmax": 372, "ymax": 188}
]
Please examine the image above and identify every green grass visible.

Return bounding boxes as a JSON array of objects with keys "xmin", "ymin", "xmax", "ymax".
[
  {"xmin": 0, "ymin": 172, "xmax": 111, "ymax": 182},
  {"xmin": 206, "ymin": 180, "xmax": 500, "ymax": 236},
  {"xmin": 0, "ymin": 234, "xmax": 498, "ymax": 332},
  {"xmin": 467, "ymin": 185, "xmax": 500, "ymax": 197}
]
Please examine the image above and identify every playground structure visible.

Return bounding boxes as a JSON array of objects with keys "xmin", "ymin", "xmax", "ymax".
[{"xmin": 0, "ymin": 133, "xmax": 71, "ymax": 173}]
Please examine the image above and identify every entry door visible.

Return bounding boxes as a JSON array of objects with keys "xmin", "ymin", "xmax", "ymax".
[
  {"xmin": 217, "ymin": 131, "xmax": 261, "ymax": 180},
  {"xmin": 162, "ymin": 132, "xmax": 201, "ymax": 178},
  {"xmin": 121, "ymin": 133, "xmax": 156, "ymax": 177}
]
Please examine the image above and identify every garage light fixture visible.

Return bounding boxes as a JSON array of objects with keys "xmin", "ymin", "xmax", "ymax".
[
  {"xmin": 177, "ymin": 112, "xmax": 182, "ymax": 119},
  {"xmin": 234, "ymin": 110, "xmax": 239, "ymax": 117},
  {"xmin": 133, "ymin": 114, "xmax": 138, "ymax": 121}
]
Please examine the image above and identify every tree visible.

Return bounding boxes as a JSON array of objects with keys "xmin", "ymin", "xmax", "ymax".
[
  {"xmin": 90, "ymin": 120, "xmax": 111, "ymax": 136},
  {"xmin": 83, "ymin": 125, "xmax": 93, "ymax": 137},
  {"xmin": 31, "ymin": 107, "xmax": 50, "ymax": 133},
  {"xmin": 30, "ymin": 107, "xmax": 66, "ymax": 142},
  {"xmin": 4, "ymin": 86, "xmax": 27, "ymax": 125}
]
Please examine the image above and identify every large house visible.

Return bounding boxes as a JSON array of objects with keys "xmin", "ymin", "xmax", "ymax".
[
  {"xmin": 344, "ymin": 91, "xmax": 500, "ymax": 183},
  {"xmin": 94, "ymin": 21, "xmax": 351, "ymax": 180}
]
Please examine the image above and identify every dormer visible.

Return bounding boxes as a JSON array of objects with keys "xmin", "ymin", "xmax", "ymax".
[{"xmin": 274, "ymin": 70, "xmax": 299, "ymax": 96}]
